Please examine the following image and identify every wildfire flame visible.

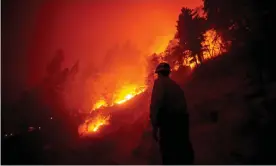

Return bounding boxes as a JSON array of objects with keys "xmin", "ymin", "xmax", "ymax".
[
  {"xmin": 79, "ymin": 85, "xmax": 146, "ymax": 136},
  {"xmin": 92, "ymin": 85, "xmax": 146, "ymax": 110},
  {"xmin": 78, "ymin": 29, "xmax": 226, "ymax": 136},
  {"xmin": 91, "ymin": 99, "xmax": 108, "ymax": 111},
  {"xmin": 181, "ymin": 29, "xmax": 226, "ymax": 70},
  {"xmin": 202, "ymin": 29, "xmax": 226, "ymax": 60},
  {"xmin": 114, "ymin": 85, "xmax": 146, "ymax": 105},
  {"xmin": 79, "ymin": 113, "xmax": 111, "ymax": 136}
]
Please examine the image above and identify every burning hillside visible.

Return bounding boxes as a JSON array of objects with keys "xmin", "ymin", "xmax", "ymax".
[
  {"xmin": 78, "ymin": 113, "xmax": 111, "ymax": 135},
  {"xmin": 78, "ymin": 86, "xmax": 146, "ymax": 136},
  {"xmin": 76, "ymin": 42, "xmax": 154, "ymax": 136},
  {"xmin": 78, "ymin": 28, "xmax": 227, "ymax": 136},
  {"xmin": 13, "ymin": 1, "xmax": 229, "ymax": 138},
  {"xmin": 152, "ymin": 29, "xmax": 227, "ymax": 70},
  {"xmin": 182, "ymin": 29, "xmax": 227, "ymax": 69},
  {"xmin": 78, "ymin": 87, "xmax": 148, "ymax": 136},
  {"xmin": 28, "ymin": 4, "xmax": 228, "ymax": 138},
  {"xmin": 91, "ymin": 85, "xmax": 146, "ymax": 110}
]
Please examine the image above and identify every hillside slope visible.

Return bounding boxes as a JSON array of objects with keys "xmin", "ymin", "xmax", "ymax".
[
  {"xmin": 3, "ymin": 52, "xmax": 275, "ymax": 164},
  {"xmin": 129, "ymin": 52, "xmax": 273, "ymax": 164},
  {"xmin": 84, "ymin": 52, "xmax": 265, "ymax": 164},
  {"xmin": 60, "ymin": 52, "xmax": 273, "ymax": 164}
]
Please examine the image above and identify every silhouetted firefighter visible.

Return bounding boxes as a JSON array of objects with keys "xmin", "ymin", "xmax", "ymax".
[{"xmin": 150, "ymin": 62, "xmax": 194, "ymax": 165}]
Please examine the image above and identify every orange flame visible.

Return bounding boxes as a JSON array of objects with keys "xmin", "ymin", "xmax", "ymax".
[
  {"xmin": 181, "ymin": 29, "xmax": 226, "ymax": 70},
  {"xmin": 79, "ymin": 85, "xmax": 146, "ymax": 136},
  {"xmin": 114, "ymin": 85, "xmax": 146, "ymax": 105},
  {"xmin": 78, "ymin": 113, "xmax": 111, "ymax": 136},
  {"xmin": 202, "ymin": 29, "xmax": 226, "ymax": 60},
  {"xmin": 91, "ymin": 99, "xmax": 108, "ymax": 111},
  {"xmin": 79, "ymin": 29, "xmax": 226, "ymax": 136}
]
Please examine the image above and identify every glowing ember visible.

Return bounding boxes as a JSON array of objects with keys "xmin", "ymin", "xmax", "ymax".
[{"xmin": 173, "ymin": 65, "xmax": 180, "ymax": 71}]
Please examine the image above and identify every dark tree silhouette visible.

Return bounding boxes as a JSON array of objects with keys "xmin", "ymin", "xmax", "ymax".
[
  {"xmin": 176, "ymin": 8, "xmax": 193, "ymax": 50},
  {"xmin": 203, "ymin": 0, "xmax": 275, "ymax": 81},
  {"xmin": 191, "ymin": 14, "xmax": 207, "ymax": 62},
  {"xmin": 175, "ymin": 7, "xmax": 207, "ymax": 65},
  {"xmin": 203, "ymin": 0, "xmax": 256, "ymax": 49},
  {"xmin": 203, "ymin": 0, "xmax": 276, "ymax": 164},
  {"xmin": 164, "ymin": 39, "xmax": 183, "ymax": 66}
]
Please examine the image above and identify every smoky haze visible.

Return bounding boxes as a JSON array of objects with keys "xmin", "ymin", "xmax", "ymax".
[{"xmin": 2, "ymin": 0, "xmax": 202, "ymax": 106}]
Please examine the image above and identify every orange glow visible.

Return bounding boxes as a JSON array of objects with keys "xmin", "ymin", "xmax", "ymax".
[
  {"xmin": 92, "ymin": 99, "xmax": 108, "ymax": 111},
  {"xmin": 79, "ymin": 85, "xmax": 146, "ymax": 136},
  {"xmin": 182, "ymin": 51, "xmax": 199, "ymax": 69},
  {"xmin": 79, "ymin": 29, "xmax": 226, "ymax": 136},
  {"xmin": 27, "ymin": 0, "xmax": 202, "ymax": 88},
  {"xmin": 92, "ymin": 85, "xmax": 147, "ymax": 107},
  {"xmin": 173, "ymin": 63, "xmax": 180, "ymax": 71},
  {"xmin": 150, "ymin": 34, "xmax": 175, "ymax": 54},
  {"xmin": 114, "ymin": 85, "xmax": 146, "ymax": 104},
  {"xmin": 78, "ymin": 113, "xmax": 111, "ymax": 136},
  {"xmin": 180, "ymin": 29, "xmax": 226, "ymax": 70},
  {"xmin": 24, "ymin": 0, "xmax": 204, "ymax": 137},
  {"xmin": 202, "ymin": 29, "xmax": 226, "ymax": 60}
]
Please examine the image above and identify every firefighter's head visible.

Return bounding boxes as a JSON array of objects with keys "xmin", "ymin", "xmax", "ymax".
[{"xmin": 155, "ymin": 62, "xmax": 171, "ymax": 77}]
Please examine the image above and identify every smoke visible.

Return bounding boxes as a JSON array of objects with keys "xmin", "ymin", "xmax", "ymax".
[
  {"xmin": 26, "ymin": 0, "xmax": 202, "ymax": 110},
  {"xmin": 2, "ymin": 0, "xmax": 202, "ymax": 109},
  {"xmin": 27, "ymin": 0, "xmax": 201, "ymax": 82}
]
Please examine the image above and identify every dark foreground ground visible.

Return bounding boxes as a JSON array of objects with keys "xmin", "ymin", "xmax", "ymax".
[{"xmin": 2, "ymin": 53, "xmax": 276, "ymax": 164}]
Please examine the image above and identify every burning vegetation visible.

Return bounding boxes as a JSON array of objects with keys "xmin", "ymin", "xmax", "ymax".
[
  {"xmin": 77, "ymin": 7, "xmax": 229, "ymax": 136},
  {"xmin": 201, "ymin": 29, "xmax": 226, "ymax": 60},
  {"xmin": 79, "ymin": 27, "xmax": 227, "ymax": 136},
  {"xmin": 79, "ymin": 85, "xmax": 147, "ymax": 136},
  {"xmin": 3, "ymin": 0, "xmax": 273, "ymax": 164},
  {"xmin": 184, "ymin": 28, "xmax": 227, "ymax": 69},
  {"xmin": 6, "ymin": 5, "xmax": 228, "ymax": 138},
  {"xmin": 78, "ymin": 113, "xmax": 111, "ymax": 135},
  {"xmin": 150, "ymin": 28, "xmax": 227, "ymax": 72}
]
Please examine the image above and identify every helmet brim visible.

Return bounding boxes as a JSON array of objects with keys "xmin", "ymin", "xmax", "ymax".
[{"xmin": 155, "ymin": 68, "xmax": 171, "ymax": 73}]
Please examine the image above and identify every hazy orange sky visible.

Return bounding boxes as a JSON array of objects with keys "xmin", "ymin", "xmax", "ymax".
[
  {"xmin": 2, "ymin": 0, "xmax": 202, "ymax": 103},
  {"xmin": 28, "ymin": 0, "xmax": 202, "ymax": 83}
]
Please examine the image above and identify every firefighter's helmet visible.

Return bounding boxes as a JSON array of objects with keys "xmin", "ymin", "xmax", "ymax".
[{"xmin": 155, "ymin": 62, "xmax": 171, "ymax": 73}]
